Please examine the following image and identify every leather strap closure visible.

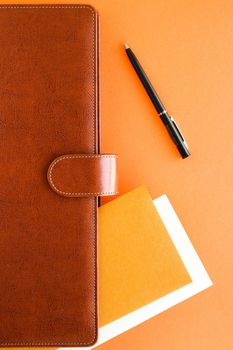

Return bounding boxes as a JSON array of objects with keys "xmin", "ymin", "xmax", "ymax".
[{"xmin": 47, "ymin": 154, "xmax": 118, "ymax": 197}]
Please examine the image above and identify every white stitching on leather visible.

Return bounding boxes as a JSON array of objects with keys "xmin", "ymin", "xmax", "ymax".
[
  {"xmin": 0, "ymin": 6, "xmax": 95, "ymax": 11},
  {"xmin": 0, "ymin": 4, "xmax": 98, "ymax": 347},
  {"xmin": 48, "ymin": 155, "xmax": 118, "ymax": 196},
  {"xmin": 91, "ymin": 10, "xmax": 96, "ymax": 153}
]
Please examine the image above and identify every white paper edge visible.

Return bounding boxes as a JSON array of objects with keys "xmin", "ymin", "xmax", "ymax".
[{"xmin": 61, "ymin": 194, "xmax": 213, "ymax": 349}]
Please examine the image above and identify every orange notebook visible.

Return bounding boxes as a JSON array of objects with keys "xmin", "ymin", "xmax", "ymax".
[{"xmin": 99, "ymin": 186, "xmax": 191, "ymax": 325}]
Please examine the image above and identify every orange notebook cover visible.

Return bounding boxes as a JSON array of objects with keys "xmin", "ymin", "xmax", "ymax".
[{"xmin": 99, "ymin": 186, "xmax": 191, "ymax": 325}]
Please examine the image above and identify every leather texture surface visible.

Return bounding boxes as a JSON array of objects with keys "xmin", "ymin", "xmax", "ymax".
[
  {"xmin": 0, "ymin": 4, "xmax": 101, "ymax": 347},
  {"xmin": 48, "ymin": 154, "xmax": 118, "ymax": 197}
]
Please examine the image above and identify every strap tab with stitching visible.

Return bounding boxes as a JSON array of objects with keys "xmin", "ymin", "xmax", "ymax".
[{"xmin": 47, "ymin": 154, "xmax": 118, "ymax": 197}]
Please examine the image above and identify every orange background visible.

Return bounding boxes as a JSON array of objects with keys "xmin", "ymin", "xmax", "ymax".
[{"xmin": 1, "ymin": 0, "xmax": 232, "ymax": 349}]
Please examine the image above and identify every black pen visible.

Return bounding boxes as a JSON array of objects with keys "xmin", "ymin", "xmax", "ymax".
[{"xmin": 124, "ymin": 44, "xmax": 190, "ymax": 159}]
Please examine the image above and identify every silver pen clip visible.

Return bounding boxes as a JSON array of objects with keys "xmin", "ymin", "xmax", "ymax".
[{"xmin": 170, "ymin": 117, "xmax": 189, "ymax": 149}]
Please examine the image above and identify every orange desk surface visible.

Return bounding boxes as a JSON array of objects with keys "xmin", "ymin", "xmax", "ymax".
[{"xmin": 1, "ymin": 1, "xmax": 232, "ymax": 349}]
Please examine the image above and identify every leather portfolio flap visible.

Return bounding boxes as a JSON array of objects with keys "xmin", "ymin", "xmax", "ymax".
[{"xmin": 47, "ymin": 154, "xmax": 118, "ymax": 197}]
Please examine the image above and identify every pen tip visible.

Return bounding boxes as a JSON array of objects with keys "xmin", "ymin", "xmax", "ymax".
[{"xmin": 124, "ymin": 43, "xmax": 129, "ymax": 50}]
